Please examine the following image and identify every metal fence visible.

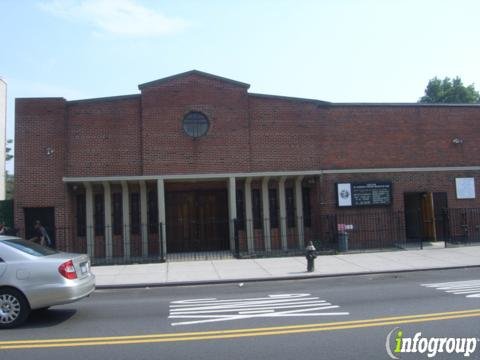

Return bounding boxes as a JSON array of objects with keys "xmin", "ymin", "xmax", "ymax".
[
  {"xmin": 232, "ymin": 213, "xmax": 403, "ymax": 258},
  {"xmin": 326, "ymin": 210, "xmax": 407, "ymax": 251},
  {"xmin": 443, "ymin": 208, "xmax": 480, "ymax": 246},
  {"xmin": 13, "ymin": 208, "xmax": 480, "ymax": 265}
]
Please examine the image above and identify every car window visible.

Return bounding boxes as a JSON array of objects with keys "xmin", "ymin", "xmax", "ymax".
[{"xmin": 2, "ymin": 239, "xmax": 59, "ymax": 257}]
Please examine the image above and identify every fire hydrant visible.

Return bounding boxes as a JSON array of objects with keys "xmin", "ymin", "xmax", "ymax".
[{"xmin": 306, "ymin": 241, "xmax": 317, "ymax": 272}]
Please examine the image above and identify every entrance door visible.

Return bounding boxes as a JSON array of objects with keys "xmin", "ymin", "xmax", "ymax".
[
  {"xmin": 24, "ymin": 207, "xmax": 56, "ymax": 247},
  {"xmin": 404, "ymin": 192, "xmax": 448, "ymax": 242},
  {"xmin": 433, "ymin": 192, "xmax": 449, "ymax": 241},
  {"xmin": 420, "ymin": 192, "xmax": 436, "ymax": 241},
  {"xmin": 166, "ymin": 190, "xmax": 229, "ymax": 252},
  {"xmin": 405, "ymin": 193, "xmax": 422, "ymax": 241}
]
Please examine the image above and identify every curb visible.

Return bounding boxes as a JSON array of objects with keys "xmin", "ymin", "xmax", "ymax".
[{"xmin": 95, "ymin": 264, "xmax": 480, "ymax": 290}]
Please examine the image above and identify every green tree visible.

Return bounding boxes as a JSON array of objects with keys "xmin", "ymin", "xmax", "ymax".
[
  {"xmin": 5, "ymin": 174, "xmax": 13, "ymax": 200},
  {"xmin": 5, "ymin": 139, "xmax": 13, "ymax": 162},
  {"xmin": 5, "ymin": 139, "xmax": 13, "ymax": 200},
  {"xmin": 419, "ymin": 77, "xmax": 480, "ymax": 104}
]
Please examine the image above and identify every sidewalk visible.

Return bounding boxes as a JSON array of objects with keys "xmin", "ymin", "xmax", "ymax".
[{"xmin": 92, "ymin": 245, "xmax": 480, "ymax": 288}]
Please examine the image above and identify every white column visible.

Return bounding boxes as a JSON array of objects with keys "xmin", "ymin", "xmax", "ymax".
[
  {"xmin": 83, "ymin": 182, "xmax": 94, "ymax": 258},
  {"xmin": 121, "ymin": 181, "xmax": 130, "ymax": 260},
  {"xmin": 294, "ymin": 176, "xmax": 305, "ymax": 248},
  {"xmin": 157, "ymin": 178, "xmax": 167, "ymax": 258},
  {"xmin": 228, "ymin": 177, "xmax": 237, "ymax": 251},
  {"xmin": 278, "ymin": 177, "xmax": 288, "ymax": 251},
  {"xmin": 102, "ymin": 182, "xmax": 113, "ymax": 261},
  {"xmin": 244, "ymin": 178, "xmax": 254, "ymax": 253},
  {"xmin": 139, "ymin": 181, "xmax": 148, "ymax": 258},
  {"xmin": 261, "ymin": 177, "xmax": 271, "ymax": 252}
]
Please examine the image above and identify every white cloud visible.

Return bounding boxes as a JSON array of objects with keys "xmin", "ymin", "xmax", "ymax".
[{"xmin": 39, "ymin": 0, "xmax": 188, "ymax": 37}]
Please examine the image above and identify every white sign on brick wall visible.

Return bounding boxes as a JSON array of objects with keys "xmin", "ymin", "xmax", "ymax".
[
  {"xmin": 456, "ymin": 178, "xmax": 476, "ymax": 199},
  {"xmin": 337, "ymin": 183, "xmax": 352, "ymax": 207}
]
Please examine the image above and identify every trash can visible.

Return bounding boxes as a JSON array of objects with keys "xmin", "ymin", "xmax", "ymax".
[{"xmin": 338, "ymin": 232, "xmax": 349, "ymax": 252}]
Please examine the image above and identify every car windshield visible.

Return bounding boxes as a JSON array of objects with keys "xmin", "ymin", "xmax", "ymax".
[{"xmin": 3, "ymin": 239, "xmax": 59, "ymax": 257}]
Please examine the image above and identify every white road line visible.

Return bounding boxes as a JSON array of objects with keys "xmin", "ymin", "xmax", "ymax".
[
  {"xmin": 439, "ymin": 284, "xmax": 480, "ymax": 290},
  {"xmin": 170, "ymin": 293, "xmax": 311, "ymax": 306},
  {"xmin": 170, "ymin": 303, "xmax": 335, "ymax": 315},
  {"xmin": 450, "ymin": 289, "xmax": 480, "ymax": 295},
  {"xmin": 170, "ymin": 297, "xmax": 324, "ymax": 306},
  {"xmin": 422, "ymin": 280, "xmax": 480, "ymax": 287},
  {"xmin": 421, "ymin": 279, "xmax": 480, "ymax": 298},
  {"xmin": 239, "ymin": 310, "xmax": 275, "ymax": 315},
  {"xmin": 169, "ymin": 300, "xmax": 328, "ymax": 312},
  {"xmin": 169, "ymin": 293, "xmax": 349, "ymax": 326},
  {"xmin": 445, "ymin": 286, "xmax": 480, "ymax": 291}
]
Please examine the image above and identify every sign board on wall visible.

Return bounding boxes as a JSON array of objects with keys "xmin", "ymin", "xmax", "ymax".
[
  {"xmin": 337, "ymin": 182, "xmax": 392, "ymax": 207},
  {"xmin": 456, "ymin": 178, "xmax": 476, "ymax": 199},
  {"xmin": 337, "ymin": 183, "xmax": 352, "ymax": 207}
]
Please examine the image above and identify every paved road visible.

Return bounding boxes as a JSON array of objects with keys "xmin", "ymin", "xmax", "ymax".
[{"xmin": 2, "ymin": 267, "xmax": 480, "ymax": 359}]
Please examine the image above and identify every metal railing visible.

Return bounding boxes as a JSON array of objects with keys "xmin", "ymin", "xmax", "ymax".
[
  {"xmin": 12, "ymin": 208, "xmax": 480, "ymax": 264},
  {"xmin": 443, "ymin": 208, "xmax": 480, "ymax": 246}
]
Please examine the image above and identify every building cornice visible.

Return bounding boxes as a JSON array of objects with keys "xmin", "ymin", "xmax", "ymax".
[{"xmin": 63, "ymin": 166, "xmax": 480, "ymax": 183}]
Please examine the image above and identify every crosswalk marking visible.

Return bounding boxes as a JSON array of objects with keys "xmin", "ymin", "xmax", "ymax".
[
  {"xmin": 421, "ymin": 279, "xmax": 480, "ymax": 298},
  {"xmin": 168, "ymin": 293, "xmax": 349, "ymax": 326}
]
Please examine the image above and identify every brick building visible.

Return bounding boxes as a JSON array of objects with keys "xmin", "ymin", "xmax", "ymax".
[{"xmin": 14, "ymin": 70, "xmax": 480, "ymax": 262}]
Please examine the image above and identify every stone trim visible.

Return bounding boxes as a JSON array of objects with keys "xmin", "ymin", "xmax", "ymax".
[{"xmin": 64, "ymin": 166, "xmax": 480, "ymax": 184}]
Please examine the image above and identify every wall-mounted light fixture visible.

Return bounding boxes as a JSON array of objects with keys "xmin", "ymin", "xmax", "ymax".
[
  {"xmin": 452, "ymin": 138, "xmax": 464, "ymax": 145},
  {"xmin": 46, "ymin": 147, "xmax": 54, "ymax": 155}
]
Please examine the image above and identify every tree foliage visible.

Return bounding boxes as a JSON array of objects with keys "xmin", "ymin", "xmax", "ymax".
[
  {"xmin": 5, "ymin": 139, "xmax": 13, "ymax": 200},
  {"xmin": 6, "ymin": 139, "xmax": 13, "ymax": 162},
  {"xmin": 5, "ymin": 173, "xmax": 13, "ymax": 200},
  {"xmin": 419, "ymin": 77, "xmax": 480, "ymax": 104}
]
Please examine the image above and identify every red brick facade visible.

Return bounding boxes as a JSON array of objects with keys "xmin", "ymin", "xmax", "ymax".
[{"xmin": 14, "ymin": 70, "xmax": 480, "ymax": 255}]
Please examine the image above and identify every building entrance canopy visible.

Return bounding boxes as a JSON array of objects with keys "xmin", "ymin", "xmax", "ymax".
[{"xmin": 63, "ymin": 170, "xmax": 314, "ymax": 261}]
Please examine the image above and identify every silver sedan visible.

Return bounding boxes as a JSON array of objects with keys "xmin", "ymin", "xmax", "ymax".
[{"xmin": 0, "ymin": 236, "xmax": 95, "ymax": 328}]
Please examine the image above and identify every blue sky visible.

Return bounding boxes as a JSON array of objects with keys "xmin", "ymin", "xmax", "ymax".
[{"xmin": 1, "ymin": 0, "xmax": 480, "ymax": 171}]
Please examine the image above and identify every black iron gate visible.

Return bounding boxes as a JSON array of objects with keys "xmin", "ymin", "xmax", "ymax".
[{"xmin": 444, "ymin": 208, "xmax": 480, "ymax": 246}]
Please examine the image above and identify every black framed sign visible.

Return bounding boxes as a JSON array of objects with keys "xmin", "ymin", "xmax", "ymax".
[{"xmin": 337, "ymin": 182, "xmax": 392, "ymax": 207}]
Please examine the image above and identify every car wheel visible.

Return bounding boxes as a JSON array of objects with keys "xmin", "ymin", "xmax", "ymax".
[{"xmin": 0, "ymin": 288, "xmax": 30, "ymax": 329}]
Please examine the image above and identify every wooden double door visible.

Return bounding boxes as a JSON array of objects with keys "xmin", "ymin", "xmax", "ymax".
[
  {"xmin": 166, "ymin": 190, "xmax": 229, "ymax": 252},
  {"xmin": 404, "ymin": 192, "xmax": 448, "ymax": 242}
]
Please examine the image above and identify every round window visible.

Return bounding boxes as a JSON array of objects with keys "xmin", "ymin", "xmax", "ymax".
[{"xmin": 182, "ymin": 112, "xmax": 209, "ymax": 138}]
